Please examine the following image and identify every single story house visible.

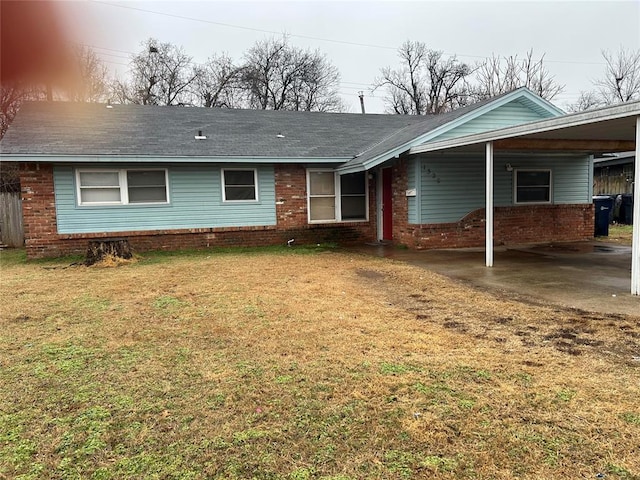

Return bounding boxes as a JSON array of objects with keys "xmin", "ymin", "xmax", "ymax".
[{"xmin": 1, "ymin": 87, "xmax": 639, "ymax": 294}]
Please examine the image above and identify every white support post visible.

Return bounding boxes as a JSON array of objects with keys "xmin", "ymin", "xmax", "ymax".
[
  {"xmin": 632, "ymin": 117, "xmax": 640, "ymax": 295},
  {"xmin": 486, "ymin": 142, "xmax": 494, "ymax": 267}
]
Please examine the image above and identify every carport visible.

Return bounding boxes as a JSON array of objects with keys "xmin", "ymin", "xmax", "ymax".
[{"xmin": 409, "ymin": 101, "xmax": 640, "ymax": 295}]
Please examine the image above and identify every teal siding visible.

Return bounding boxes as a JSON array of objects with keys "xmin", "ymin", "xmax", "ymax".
[
  {"xmin": 431, "ymin": 100, "xmax": 555, "ymax": 142},
  {"xmin": 54, "ymin": 164, "xmax": 277, "ymax": 234},
  {"xmin": 415, "ymin": 154, "xmax": 590, "ymax": 224}
]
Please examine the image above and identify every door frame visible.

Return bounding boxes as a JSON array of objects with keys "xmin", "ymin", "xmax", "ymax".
[{"xmin": 378, "ymin": 167, "xmax": 393, "ymax": 241}]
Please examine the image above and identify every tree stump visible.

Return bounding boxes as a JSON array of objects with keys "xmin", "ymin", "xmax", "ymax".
[{"xmin": 85, "ymin": 238, "xmax": 133, "ymax": 265}]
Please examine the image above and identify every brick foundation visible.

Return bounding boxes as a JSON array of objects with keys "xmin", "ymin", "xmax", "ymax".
[{"xmin": 20, "ymin": 163, "xmax": 377, "ymax": 259}]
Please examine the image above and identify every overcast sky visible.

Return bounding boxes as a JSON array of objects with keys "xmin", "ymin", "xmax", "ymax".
[{"xmin": 59, "ymin": 0, "xmax": 639, "ymax": 113}]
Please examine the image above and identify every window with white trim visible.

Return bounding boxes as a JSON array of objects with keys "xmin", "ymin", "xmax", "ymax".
[
  {"xmin": 514, "ymin": 169, "xmax": 551, "ymax": 204},
  {"xmin": 222, "ymin": 169, "xmax": 258, "ymax": 202},
  {"xmin": 307, "ymin": 170, "xmax": 367, "ymax": 222},
  {"xmin": 76, "ymin": 169, "xmax": 168, "ymax": 205}
]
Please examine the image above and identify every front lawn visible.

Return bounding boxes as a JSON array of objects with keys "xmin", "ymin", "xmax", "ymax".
[{"xmin": 1, "ymin": 247, "xmax": 638, "ymax": 479}]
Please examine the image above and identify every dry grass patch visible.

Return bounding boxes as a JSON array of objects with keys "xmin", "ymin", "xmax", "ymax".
[
  {"xmin": 1, "ymin": 246, "xmax": 639, "ymax": 479},
  {"xmin": 597, "ymin": 224, "xmax": 634, "ymax": 245}
]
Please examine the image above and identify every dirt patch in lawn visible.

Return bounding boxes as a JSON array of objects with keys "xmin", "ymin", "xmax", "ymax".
[
  {"xmin": 352, "ymin": 260, "xmax": 639, "ymax": 364},
  {"xmin": 1, "ymin": 247, "xmax": 639, "ymax": 480}
]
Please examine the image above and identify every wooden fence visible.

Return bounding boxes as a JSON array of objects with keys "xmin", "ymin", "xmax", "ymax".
[
  {"xmin": 594, "ymin": 175, "xmax": 634, "ymax": 195},
  {"xmin": 0, "ymin": 191, "xmax": 24, "ymax": 247},
  {"xmin": 593, "ymin": 164, "xmax": 634, "ymax": 195}
]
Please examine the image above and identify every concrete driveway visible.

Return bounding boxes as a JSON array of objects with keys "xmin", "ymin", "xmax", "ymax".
[{"xmin": 354, "ymin": 241, "xmax": 639, "ymax": 317}]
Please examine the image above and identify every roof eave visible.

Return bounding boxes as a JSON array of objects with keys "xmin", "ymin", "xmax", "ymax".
[
  {"xmin": 0, "ymin": 154, "xmax": 352, "ymax": 164},
  {"xmin": 409, "ymin": 101, "xmax": 640, "ymax": 155}
]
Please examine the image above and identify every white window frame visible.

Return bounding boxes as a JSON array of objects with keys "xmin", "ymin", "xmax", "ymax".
[
  {"xmin": 75, "ymin": 168, "xmax": 169, "ymax": 206},
  {"xmin": 306, "ymin": 169, "xmax": 369, "ymax": 223},
  {"xmin": 221, "ymin": 168, "xmax": 259, "ymax": 203},
  {"xmin": 513, "ymin": 168, "xmax": 552, "ymax": 205}
]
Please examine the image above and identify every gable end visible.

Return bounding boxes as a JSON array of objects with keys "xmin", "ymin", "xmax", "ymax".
[{"xmin": 430, "ymin": 95, "xmax": 564, "ymax": 143}]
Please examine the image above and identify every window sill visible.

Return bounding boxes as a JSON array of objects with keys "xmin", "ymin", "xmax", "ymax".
[
  {"xmin": 308, "ymin": 219, "xmax": 369, "ymax": 224},
  {"xmin": 77, "ymin": 202, "xmax": 171, "ymax": 208}
]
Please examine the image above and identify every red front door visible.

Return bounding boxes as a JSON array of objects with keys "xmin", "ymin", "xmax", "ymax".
[{"xmin": 382, "ymin": 168, "xmax": 393, "ymax": 240}]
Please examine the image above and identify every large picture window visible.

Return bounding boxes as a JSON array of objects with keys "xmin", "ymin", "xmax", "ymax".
[
  {"xmin": 307, "ymin": 170, "xmax": 367, "ymax": 222},
  {"xmin": 76, "ymin": 169, "xmax": 168, "ymax": 205},
  {"xmin": 514, "ymin": 169, "xmax": 551, "ymax": 204},
  {"xmin": 222, "ymin": 169, "xmax": 258, "ymax": 202}
]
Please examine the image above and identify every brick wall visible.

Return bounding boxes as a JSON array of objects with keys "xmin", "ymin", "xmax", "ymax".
[
  {"xmin": 20, "ymin": 163, "xmax": 377, "ymax": 259},
  {"xmin": 390, "ymin": 158, "xmax": 595, "ymax": 249},
  {"xmin": 397, "ymin": 204, "xmax": 594, "ymax": 249},
  {"xmin": 20, "ymin": 163, "xmax": 58, "ymax": 258},
  {"xmin": 391, "ymin": 159, "xmax": 409, "ymax": 242}
]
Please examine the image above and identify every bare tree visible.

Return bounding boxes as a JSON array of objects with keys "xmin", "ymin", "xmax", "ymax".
[
  {"xmin": 565, "ymin": 90, "xmax": 602, "ymax": 113},
  {"xmin": 595, "ymin": 47, "xmax": 640, "ymax": 104},
  {"xmin": 0, "ymin": 83, "xmax": 48, "ymax": 192},
  {"xmin": 287, "ymin": 50, "xmax": 343, "ymax": 112},
  {"xmin": 192, "ymin": 54, "xmax": 242, "ymax": 108},
  {"xmin": 1, "ymin": 45, "xmax": 109, "ymax": 138},
  {"xmin": 375, "ymin": 40, "xmax": 472, "ymax": 115},
  {"xmin": 473, "ymin": 49, "xmax": 564, "ymax": 101},
  {"xmin": 109, "ymin": 77, "xmax": 135, "ymax": 105},
  {"xmin": 376, "ymin": 40, "xmax": 427, "ymax": 115},
  {"xmin": 0, "ymin": 84, "xmax": 48, "ymax": 139},
  {"xmin": 566, "ymin": 47, "xmax": 640, "ymax": 112},
  {"xmin": 115, "ymin": 38, "xmax": 197, "ymax": 105},
  {"xmin": 1, "ymin": 85, "xmax": 28, "ymax": 139},
  {"xmin": 67, "ymin": 46, "xmax": 110, "ymax": 102},
  {"xmin": 240, "ymin": 37, "xmax": 343, "ymax": 112}
]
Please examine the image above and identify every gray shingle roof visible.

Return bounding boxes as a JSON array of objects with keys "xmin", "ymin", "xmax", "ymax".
[
  {"xmin": 0, "ymin": 102, "xmax": 431, "ymax": 158},
  {"xmin": 0, "ymin": 89, "xmax": 532, "ymax": 166}
]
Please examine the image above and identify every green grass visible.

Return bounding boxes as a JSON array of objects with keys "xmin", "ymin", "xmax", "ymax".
[
  {"xmin": 0, "ymin": 247, "xmax": 26, "ymax": 266},
  {"xmin": 133, "ymin": 243, "xmax": 340, "ymax": 265}
]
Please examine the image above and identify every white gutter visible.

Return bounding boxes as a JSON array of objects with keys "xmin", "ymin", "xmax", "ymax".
[
  {"xmin": 0, "ymin": 154, "xmax": 351, "ymax": 164},
  {"xmin": 409, "ymin": 101, "xmax": 640, "ymax": 155}
]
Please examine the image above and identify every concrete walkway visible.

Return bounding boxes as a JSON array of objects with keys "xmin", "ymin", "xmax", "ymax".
[{"xmin": 353, "ymin": 241, "xmax": 640, "ymax": 317}]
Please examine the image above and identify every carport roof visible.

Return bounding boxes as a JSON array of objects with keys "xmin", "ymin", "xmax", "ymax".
[{"xmin": 409, "ymin": 100, "xmax": 640, "ymax": 156}]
